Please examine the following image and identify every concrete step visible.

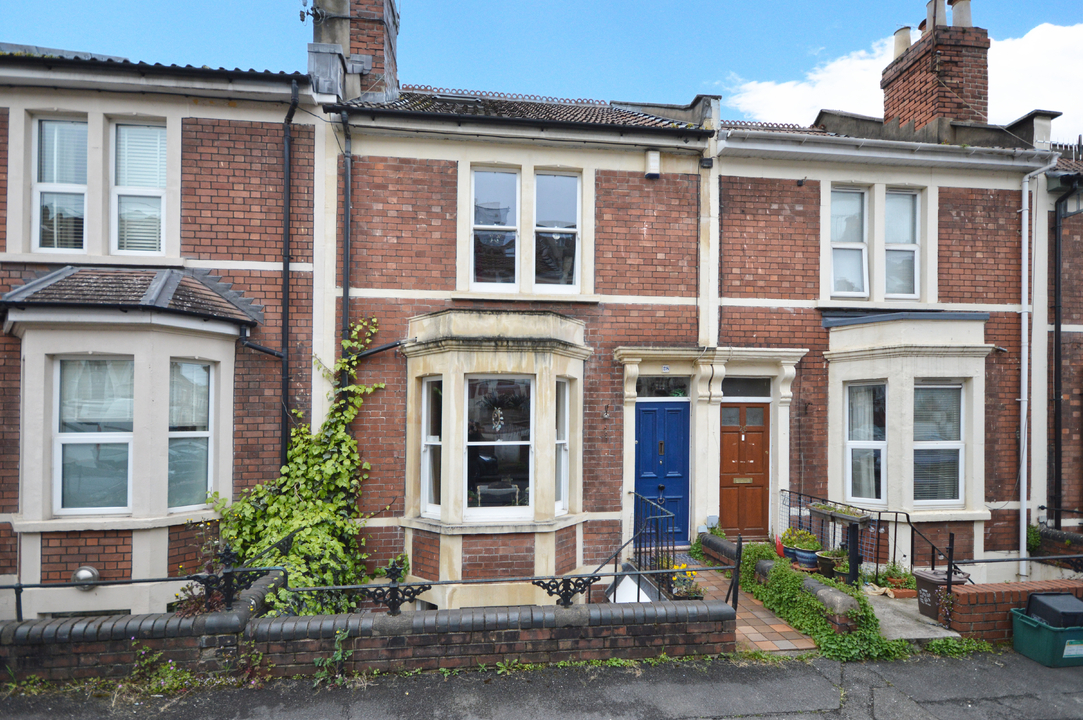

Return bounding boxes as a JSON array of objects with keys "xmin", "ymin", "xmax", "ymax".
[{"xmin": 867, "ymin": 592, "xmax": 960, "ymax": 646}]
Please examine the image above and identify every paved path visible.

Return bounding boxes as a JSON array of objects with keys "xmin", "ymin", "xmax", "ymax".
[
  {"xmin": 683, "ymin": 552, "xmax": 817, "ymax": 653},
  {"xmin": 4, "ymin": 651, "xmax": 1082, "ymax": 719}
]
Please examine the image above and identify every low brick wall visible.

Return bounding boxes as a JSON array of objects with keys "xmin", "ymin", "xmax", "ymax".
[
  {"xmin": 753, "ymin": 558, "xmax": 857, "ymax": 634},
  {"xmin": 1, "ymin": 592, "xmax": 736, "ymax": 681},
  {"xmin": 1037, "ymin": 527, "xmax": 1083, "ymax": 571},
  {"xmin": 947, "ymin": 580, "xmax": 1083, "ymax": 642}
]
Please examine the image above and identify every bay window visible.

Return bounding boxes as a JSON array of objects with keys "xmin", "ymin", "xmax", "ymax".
[
  {"xmin": 555, "ymin": 379, "xmax": 569, "ymax": 515},
  {"xmin": 846, "ymin": 383, "xmax": 885, "ymax": 503},
  {"xmin": 35, "ymin": 119, "xmax": 88, "ymax": 251},
  {"xmin": 421, "ymin": 378, "xmax": 443, "ymax": 516},
  {"xmin": 113, "ymin": 124, "xmax": 167, "ymax": 254}
]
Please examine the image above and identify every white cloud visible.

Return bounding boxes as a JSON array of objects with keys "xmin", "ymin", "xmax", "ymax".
[{"xmin": 724, "ymin": 23, "xmax": 1083, "ymax": 143}]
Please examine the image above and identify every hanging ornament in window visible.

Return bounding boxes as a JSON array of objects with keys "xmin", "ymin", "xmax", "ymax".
[{"xmin": 491, "ymin": 407, "xmax": 505, "ymax": 432}]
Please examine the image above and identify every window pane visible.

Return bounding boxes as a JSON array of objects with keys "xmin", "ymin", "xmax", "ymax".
[
  {"xmin": 914, "ymin": 449, "xmax": 960, "ymax": 501},
  {"xmin": 555, "ymin": 380, "xmax": 567, "ymax": 508},
  {"xmin": 886, "ymin": 193, "xmax": 917, "ymax": 245},
  {"xmin": 474, "ymin": 171, "xmax": 516, "ymax": 226},
  {"xmin": 426, "ymin": 381, "xmax": 442, "ymax": 440},
  {"xmin": 635, "ymin": 376, "xmax": 689, "ymax": 398},
  {"xmin": 467, "ymin": 444, "xmax": 530, "ymax": 508},
  {"xmin": 169, "ymin": 437, "xmax": 209, "ymax": 507},
  {"xmin": 831, "ymin": 191, "xmax": 864, "ymax": 244},
  {"xmin": 848, "ymin": 385, "xmax": 885, "ymax": 442},
  {"xmin": 721, "ymin": 407, "xmax": 740, "ymax": 426},
  {"xmin": 555, "ymin": 381, "xmax": 567, "ymax": 442},
  {"xmin": 117, "ymin": 196, "xmax": 162, "ymax": 252},
  {"xmin": 62, "ymin": 442, "xmax": 128, "ymax": 508},
  {"xmin": 39, "ymin": 120, "xmax": 87, "ymax": 185},
  {"xmin": 914, "ymin": 387, "xmax": 961, "ymax": 441},
  {"xmin": 721, "ymin": 377, "xmax": 771, "ymax": 397},
  {"xmin": 535, "ymin": 174, "xmax": 577, "ymax": 229},
  {"xmin": 535, "ymin": 232, "xmax": 576, "ymax": 285},
  {"xmin": 555, "ymin": 444, "xmax": 565, "ymax": 506},
  {"xmin": 425, "ymin": 445, "xmax": 441, "ymax": 507},
  {"xmin": 467, "ymin": 379, "xmax": 531, "ymax": 441},
  {"xmin": 851, "ymin": 448, "xmax": 882, "ymax": 500},
  {"xmin": 116, "ymin": 125, "xmax": 166, "ymax": 188},
  {"xmin": 60, "ymin": 359, "xmax": 134, "ymax": 433},
  {"xmin": 473, "ymin": 231, "xmax": 516, "ymax": 284},
  {"xmin": 39, "ymin": 192, "xmax": 84, "ymax": 249},
  {"xmin": 746, "ymin": 407, "xmax": 764, "ymax": 426},
  {"xmin": 170, "ymin": 362, "xmax": 209, "ymax": 431},
  {"xmin": 833, "ymin": 248, "xmax": 865, "ymax": 293},
  {"xmin": 886, "ymin": 249, "xmax": 916, "ymax": 295}
]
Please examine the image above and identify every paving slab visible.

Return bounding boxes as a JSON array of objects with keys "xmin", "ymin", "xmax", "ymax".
[{"xmin": 866, "ymin": 593, "xmax": 958, "ymax": 645}]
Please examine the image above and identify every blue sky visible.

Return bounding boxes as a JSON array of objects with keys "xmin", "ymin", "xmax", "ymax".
[{"xmin": 3, "ymin": 1, "xmax": 1082, "ymax": 138}]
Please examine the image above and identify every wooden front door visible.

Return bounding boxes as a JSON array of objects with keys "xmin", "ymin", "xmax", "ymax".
[{"xmin": 719, "ymin": 403, "xmax": 769, "ymax": 539}]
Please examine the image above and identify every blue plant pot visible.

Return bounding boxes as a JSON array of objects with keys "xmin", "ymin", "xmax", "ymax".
[
  {"xmin": 782, "ymin": 545, "xmax": 798, "ymax": 562},
  {"xmin": 794, "ymin": 548, "xmax": 819, "ymax": 569}
]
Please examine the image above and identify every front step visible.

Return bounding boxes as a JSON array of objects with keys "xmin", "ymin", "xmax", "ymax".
[{"xmin": 866, "ymin": 593, "xmax": 960, "ymax": 647}]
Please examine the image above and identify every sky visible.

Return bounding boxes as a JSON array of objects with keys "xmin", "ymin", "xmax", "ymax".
[{"xmin": 3, "ymin": 1, "xmax": 1082, "ymax": 141}]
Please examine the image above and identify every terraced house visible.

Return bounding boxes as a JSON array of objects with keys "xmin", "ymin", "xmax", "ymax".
[{"xmin": 0, "ymin": 0, "xmax": 1078, "ymax": 619}]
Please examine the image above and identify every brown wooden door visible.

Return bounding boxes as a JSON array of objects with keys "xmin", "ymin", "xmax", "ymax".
[{"xmin": 719, "ymin": 403, "xmax": 769, "ymax": 539}]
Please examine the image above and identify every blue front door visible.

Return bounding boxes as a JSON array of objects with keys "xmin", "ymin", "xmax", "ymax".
[{"xmin": 634, "ymin": 402, "xmax": 690, "ymax": 543}]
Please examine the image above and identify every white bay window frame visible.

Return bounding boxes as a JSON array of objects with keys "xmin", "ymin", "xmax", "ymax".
[
  {"xmin": 913, "ymin": 384, "xmax": 965, "ymax": 507},
  {"xmin": 463, "ymin": 375, "xmax": 535, "ymax": 522},
  {"xmin": 845, "ymin": 382, "xmax": 887, "ymax": 505},
  {"xmin": 167, "ymin": 360, "xmax": 214, "ymax": 511},
  {"xmin": 555, "ymin": 378, "xmax": 569, "ymax": 515},
  {"xmin": 420, "ymin": 377, "xmax": 443, "ymax": 517}
]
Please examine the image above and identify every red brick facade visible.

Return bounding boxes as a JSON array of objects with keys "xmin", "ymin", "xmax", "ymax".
[
  {"xmin": 349, "ymin": 156, "xmax": 457, "ymax": 290},
  {"xmin": 348, "ymin": 0, "xmax": 398, "ymax": 93},
  {"xmin": 938, "ymin": 188, "xmax": 1021, "ymax": 304},
  {"xmin": 1051, "ymin": 211, "xmax": 1083, "ymax": 528},
  {"xmin": 594, "ymin": 171, "xmax": 700, "ymax": 297},
  {"xmin": 411, "ymin": 529, "xmax": 440, "ymax": 581},
  {"xmin": 556, "ymin": 525, "xmax": 577, "ymax": 575},
  {"xmin": 882, "ymin": 26, "xmax": 990, "ymax": 128},
  {"xmin": 720, "ymin": 177, "xmax": 820, "ymax": 300},
  {"xmin": 167, "ymin": 522, "xmax": 217, "ymax": 578},
  {"xmin": 912, "ymin": 521, "xmax": 974, "ymax": 564},
  {"xmin": 40, "ymin": 530, "xmax": 133, "ymax": 584},
  {"xmin": 462, "ymin": 533, "xmax": 534, "ymax": 580}
]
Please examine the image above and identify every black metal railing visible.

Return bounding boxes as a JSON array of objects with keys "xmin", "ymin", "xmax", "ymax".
[{"xmin": 778, "ymin": 489, "xmax": 971, "ymax": 586}]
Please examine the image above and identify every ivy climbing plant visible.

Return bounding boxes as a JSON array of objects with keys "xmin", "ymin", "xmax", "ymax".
[{"xmin": 211, "ymin": 318, "xmax": 385, "ymax": 616}]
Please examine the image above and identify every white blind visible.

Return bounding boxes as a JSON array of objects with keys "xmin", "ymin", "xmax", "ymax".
[
  {"xmin": 914, "ymin": 387, "xmax": 961, "ymax": 441},
  {"xmin": 39, "ymin": 120, "xmax": 87, "ymax": 185},
  {"xmin": 117, "ymin": 196, "xmax": 162, "ymax": 251},
  {"xmin": 116, "ymin": 125, "xmax": 166, "ymax": 188}
]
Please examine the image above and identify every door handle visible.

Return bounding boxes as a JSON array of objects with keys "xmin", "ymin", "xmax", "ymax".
[{"xmin": 658, "ymin": 441, "xmax": 664, "ymax": 455}]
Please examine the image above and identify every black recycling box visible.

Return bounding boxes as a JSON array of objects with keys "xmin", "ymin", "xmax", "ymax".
[{"xmin": 1026, "ymin": 592, "xmax": 1083, "ymax": 629}]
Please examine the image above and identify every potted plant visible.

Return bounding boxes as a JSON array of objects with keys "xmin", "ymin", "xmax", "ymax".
[
  {"xmin": 809, "ymin": 503, "xmax": 871, "ymax": 528},
  {"xmin": 670, "ymin": 564, "xmax": 704, "ymax": 600},
  {"xmin": 815, "ymin": 547, "xmax": 847, "ymax": 578},
  {"xmin": 780, "ymin": 528, "xmax": 821, "ymax": 569},
  {"xmin": 881, "ymin": 561, "xmax": 917, "ymax": 591}
]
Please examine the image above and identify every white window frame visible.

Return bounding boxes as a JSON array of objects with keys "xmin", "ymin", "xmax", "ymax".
[
  {"xmin": 52, "ymin": 356, "xmax": 134, "ymax": 516},
  {"xmin": 32, "ymin": 117, "xmax": 88, "ymax": 254},
  {"xmin": 555, "ymin": 378, "xmax": 569, "ymax": 516},
  {"xmin": 884, "ymin": 189, "xmax": 920, "ymax": 300},
  {"xmin": 463, "ymin": 375, "xmax": 534, "ymax": 522},
  {"xmin": 470, "ymin": 169, "xmax": 521, "ymax": 292},
  {"xmin": 167, "ymin": 360, "xmax": 214, "ymax": 512},
  {"xmin": 844, "ymin": 382, "xmax": 887, "ymax": 506},
  {"xmin": 110, "ymin": 123, "xmax": 167, "ymax": 256},
  {"xmin": 533, "ymin": 172, "xmax": 581, "ymax": 294},
  {"xmin": 830, "ymin": 188, "xmax": 869, "ymax": 298},
  {"xmin": 913, "ymin": 383, "xmax": 965, "ymax": 508},
  {"xmin": 421, "ymin": 377, "xmax": 443, "ymax": 517}
]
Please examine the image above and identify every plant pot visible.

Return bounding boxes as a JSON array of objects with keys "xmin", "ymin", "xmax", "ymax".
[
  {"xmin": 886, "ymin": 576, "xmax": 908, "ymax": 589},
  {"xmin": 793, "ymin": 547, "xmax": 819, "ymax": 570},
  {"xmin": 782, "ymin": 545, "xmax": 798, "ymax": 562},
  {"xmin": 816, "ymin": 551, "xmax": 842, "ymax": 577}
]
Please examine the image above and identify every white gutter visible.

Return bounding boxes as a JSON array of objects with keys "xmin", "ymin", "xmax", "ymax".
[
  {"xmin": 1019, "ymin": 158, "xmax": 1060, "ymax": 577},
  {"xmin": 718, "ymin": 129, "xmax": 1057, "ymax": 173}
]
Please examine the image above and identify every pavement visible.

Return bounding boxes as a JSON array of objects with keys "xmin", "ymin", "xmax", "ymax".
[{"xmin": 4, "ymin": 651, "xmax": 1083, "ymax": 719}]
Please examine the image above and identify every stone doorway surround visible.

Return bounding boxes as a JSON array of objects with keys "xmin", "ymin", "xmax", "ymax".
[{"xmin": 613, "ymin": 347, "xmax": 807, "ymax": 550}]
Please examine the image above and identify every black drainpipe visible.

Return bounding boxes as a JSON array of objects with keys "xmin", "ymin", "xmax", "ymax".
[
  {"xmin": 1053, "ymin": 177, "xmax": 1081, "ymax": 530},
  {"xmin": 340, "ymin": 111, "xmax": 353, "ymax": 388},
  {"xmin": 280, "ymin": 81, "xmax": 299, "ymax": 468}
]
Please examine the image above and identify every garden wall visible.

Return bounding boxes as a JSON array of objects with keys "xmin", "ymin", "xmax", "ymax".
[
  {"xmin": 0, "ymin": 588, "xmax": 736, "ymax": 681},
  {"xmin": 947, "ymin": 579, "xmax": 1083, "ymax": 642}
]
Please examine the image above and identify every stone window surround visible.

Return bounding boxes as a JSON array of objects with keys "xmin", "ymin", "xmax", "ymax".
[
  {"xmin": 613, "ymin": 346, "xmax": 807, "ymax": 545},
  {"xmin": 822, "ymin": 181, "xmax": 937, "ymax": 305}
]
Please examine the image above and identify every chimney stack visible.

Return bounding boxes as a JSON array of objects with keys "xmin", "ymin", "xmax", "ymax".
[
  {"xmin": 881, "ymin": 0, "xmax": 989, "ymax": 129},
  {"xmin": 309, "ymin": 0, "xmax": 399, "ymax": 101}
]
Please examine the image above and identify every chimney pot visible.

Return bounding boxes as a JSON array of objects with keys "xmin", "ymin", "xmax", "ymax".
[
  {"xmin": 949, "ymin": 0, "xmax": 972, "ymax": 28},
  {"xmin": 918, "ymin": 19, "xmax": 928, "ymax": 34},
  {"xmin": 893, "ymin": 27, "xmax": 913, "ymax": 59},
  {"xmin": 927, "ymin": 0, "xmax": 948, "ymax": 29}
]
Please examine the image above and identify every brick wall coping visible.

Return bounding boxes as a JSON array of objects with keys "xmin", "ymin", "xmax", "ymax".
[
  {"xmin": 1039, "ymin": 527, "xmax": 1083, "ymax": 546},
  {"xmin": 699, "ymin": 532, "xmax": 739, "ymax": 564},
  {"xmin": 950, "ymin": 579, "xmax": 1083, "ymax": 604},
  {"xmin": 247, "ymin": 600, "xmax": 735, "ymax": 643},
  {"xmin": 0, "ymin": 571, "xmax": 281, "ymax": 646}
]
